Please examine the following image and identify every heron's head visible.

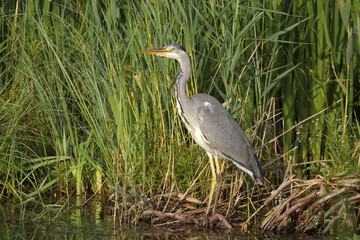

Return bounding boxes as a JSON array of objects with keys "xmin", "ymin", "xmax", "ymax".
[{"xmin": 141, "ymin": 43, "xmax": 188, "ymax": 61}]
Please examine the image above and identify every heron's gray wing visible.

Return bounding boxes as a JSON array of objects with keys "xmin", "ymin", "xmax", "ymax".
[{"xmin": 194, "ymin": 94, "xmax": 263, "ymax": 180}]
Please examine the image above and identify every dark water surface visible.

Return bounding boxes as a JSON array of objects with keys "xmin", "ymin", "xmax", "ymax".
[{"xmin": 0, "ymin": 198, "xmax": 331, "ymax": 239}]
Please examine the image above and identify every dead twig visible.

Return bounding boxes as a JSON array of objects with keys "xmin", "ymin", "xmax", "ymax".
[
  {"xmin": 261, "ymin": 176, "xmax": 359, "ymax": 233},
  {"xmin": 162, "ymin": 192, "xmax": 202, "ymax": 204},
  {"xmin": 275, "ymin": 184, "xmax": 326, "ymax": 231},
  {"xmin": 324, "ymin": 193, "xmax": 360, "ymax": 220},
  {"xmin": 264, "ymin": 175, "xmax": 302, "ymax": 206},
  {"xmin": 140, "ymin": 175, "xmax": 359, "ymax": 233},
  {"xmin": 143, "ymin": 210, "xmax": 233, "ymax": 229},
  {"xmin": 257, "ymin": 99, "xmax": 342, "ymax": 149},
  {"xmin": 261, "ymin": 188, "xmax": 301, "ymax": 231},
  {"xmin": 321, "ymin": 215, "xmax": 343, "ymax": 234},
  {"xmin": 143, "ymin": 210, "xmax": 198, "ymax": 224}
]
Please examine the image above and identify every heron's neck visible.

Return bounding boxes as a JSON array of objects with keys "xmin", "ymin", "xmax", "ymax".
[
  {"xmin": 174, "ymin": 59, "xmax": 193, "ymax": 130},
  {"xmin": 175, "ymin": 56, "xmax": 191, "ymax": 105}
]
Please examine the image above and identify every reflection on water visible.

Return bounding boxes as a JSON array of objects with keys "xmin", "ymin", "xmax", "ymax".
[{"xmin": 0, "ymin": 198, "xmax": 330, "ymax": 239}]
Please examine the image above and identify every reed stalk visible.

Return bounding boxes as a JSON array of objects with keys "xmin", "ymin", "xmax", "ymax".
[{"xmin": 0, "ymin": 0, "xmax": 358, "ymax": 225}]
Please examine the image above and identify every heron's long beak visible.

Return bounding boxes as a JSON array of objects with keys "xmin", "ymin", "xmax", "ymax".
[{"xmin": 141, "ymin": 47, "xmax": 170, "ymax": 56}]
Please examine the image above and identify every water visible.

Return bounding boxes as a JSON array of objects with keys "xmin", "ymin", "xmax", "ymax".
[{"xmin": 0, "ymin": 198, "xmax": 331, "ymax": 239}]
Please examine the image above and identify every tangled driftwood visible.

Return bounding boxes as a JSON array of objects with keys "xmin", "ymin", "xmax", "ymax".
[
  {"xmin": 141, "ymin": 190, "xmax": 234, "ymax": 229},
  {"xmin": 143, "ymin": 210, "xmax": 233, "ymax": 229},
  {"xmin": 261, "ymin": 175, "xmax": 360, "ymax": 233},
  {"xmin": 140, "ymin": 174, "xmax": 359, "ymax": 233}
]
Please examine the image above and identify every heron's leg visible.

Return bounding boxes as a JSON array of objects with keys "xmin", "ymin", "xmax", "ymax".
[
  {"xmin": 212, "ymin": 156, "xmax": 222, "ymax": 215},
  {"xmin": 204, "ymin": 152, "xmax": 217, "ymax": 221}
]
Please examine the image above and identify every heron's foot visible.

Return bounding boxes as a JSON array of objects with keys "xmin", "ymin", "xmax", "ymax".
[
  {"xmin": 211, "ymin": 205, "xmax": 217, "ymax": 216},
  {"xmin": 200, "ymin": 214, "xmax": 209, "ymax": 229}
]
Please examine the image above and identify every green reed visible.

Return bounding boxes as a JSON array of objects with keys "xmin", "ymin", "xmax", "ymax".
[{"xmin": 0, "ymin": 0, "xmax": 359, "ymax": 222}]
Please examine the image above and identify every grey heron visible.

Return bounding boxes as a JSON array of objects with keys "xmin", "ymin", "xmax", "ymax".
[{"xmin": 141, "ymin": 43, "xmax": 263, "ymax": 222}]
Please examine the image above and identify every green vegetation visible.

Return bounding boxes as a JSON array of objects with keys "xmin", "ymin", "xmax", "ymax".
[{"xmin": 1, "ymin": 0, "xmax": 359, "ymax": 226}]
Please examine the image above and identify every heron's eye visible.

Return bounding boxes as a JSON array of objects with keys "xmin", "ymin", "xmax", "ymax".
[{"xmin": 167, "ymin": 47, "xmax": 175, "ymax": 51}]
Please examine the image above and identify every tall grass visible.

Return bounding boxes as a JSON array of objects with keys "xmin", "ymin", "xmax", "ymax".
[{"xmin": 0, "ymin": 0, "xmax": 359, "ymax": 222}]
